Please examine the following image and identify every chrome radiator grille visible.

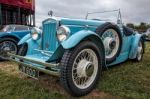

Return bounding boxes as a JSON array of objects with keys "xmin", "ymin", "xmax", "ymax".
[{"xmin": 42, "ymin": 21, "xmax": 57, "ymax": 51}]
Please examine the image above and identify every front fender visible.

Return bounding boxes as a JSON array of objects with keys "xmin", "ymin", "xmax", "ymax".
[
  {"xmin": 129, "ymin": 33, "xmax": 144, "ymax": 59},
  {"xmin": 60, "ymin": 30, "xmax": 106, "ymax": 68},
  {"xmin": 61, "ymin": 30, "xmax": 102, "ymax": 49},
  {"xmin": 25, "ymin": 38, "xmax": 41, "ymax": 55},
  {"xmin": 18, "ymin": 34, "xmax": 31, "ymax": 45}
]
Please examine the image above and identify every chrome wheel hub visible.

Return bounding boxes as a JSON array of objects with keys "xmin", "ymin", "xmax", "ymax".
[
  {"xmin": 0, "ymin": 41, "xmax": 17, "ymax": 59},
  {"xmin": 103, "ymin": 37, "xmax": 116, "ymax": 50},
  {"xmin": 77, "ymin": 59, "xmax": 94, "ymax": 77},
  {"xmin": 3, "ymin": 46, "xmax": 11, "ymax": 52},
  {"xmin": 109, "ymin": 40, "xmax": 116, "ymax": 49},
  {"xmin": 72, "ymin": 49, "xmax": 98, "ymax": 89},
  {"xmin": 101, "ymin": 29, "xmax": 120, "ymax": 59}
]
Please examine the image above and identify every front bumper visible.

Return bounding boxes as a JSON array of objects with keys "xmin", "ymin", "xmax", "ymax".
[{"xmin": 8, "ymin": 53, "xmax": 60, "ymax": 77}]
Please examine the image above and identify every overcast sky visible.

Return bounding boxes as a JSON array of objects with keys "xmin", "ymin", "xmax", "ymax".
[{"xmin": 35, "ymin": 0, "xmax": 150, "ymax": 26}]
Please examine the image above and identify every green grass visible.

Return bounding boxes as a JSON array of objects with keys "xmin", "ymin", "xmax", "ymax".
[
  {"xmin": 99, "ymin": 43, "xmax": 150, "ymax": 99},
  {"xmin": 0, "ymin": 44, "xmax": 150, "ymax": 99},
  {"xmin": 0, "ymin": 71, "xmax": 65, "ymax": 99}
]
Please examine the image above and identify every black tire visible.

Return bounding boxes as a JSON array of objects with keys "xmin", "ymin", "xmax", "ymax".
[
  {"xmin": 18, "ymin": 43, "xmax": 28, "ymax": 56},
  {"xmin": 95, "ymin": 22, "xmax": 122, "ymax": 64},
  {"xmin": 134, "ymin": 40, "xmax": 144, "ymax": 62},
  {"xmin": 60, "ymin": 41, "xmax": 105, "ymax": 97},
  {"xmin": 0, "ymin": 38, "xmax": 18, "ymax": 61}
]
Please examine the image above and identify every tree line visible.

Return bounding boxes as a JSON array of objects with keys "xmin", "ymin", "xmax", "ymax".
[{"xmin": 126, "ymin": 22, "xmax": 150, "ymax": 33}]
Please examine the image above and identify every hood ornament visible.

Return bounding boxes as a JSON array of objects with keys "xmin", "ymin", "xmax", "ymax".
[{"xmin": 48, "ymin": 10, "xmax": 53, "ymax": 17}]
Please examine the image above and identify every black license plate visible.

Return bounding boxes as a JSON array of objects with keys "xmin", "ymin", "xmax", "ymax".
[{"xmin": 19, "ymin": 65, "xmax": 39, "ymax": 79}]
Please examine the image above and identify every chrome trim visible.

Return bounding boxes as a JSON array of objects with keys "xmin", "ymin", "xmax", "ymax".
[
  {"xmin": 57, "ymin": 25, "xmax": 71, "ymax": 42},
  {"xmin": 41, "ymin": 17, "xmax": 59, "ymax": 51},
  {"xmin": 10, "ymin": 58, "xmax": 60, "ymax": 77},
  {"xmin": 34, "ymin": 49, "xmax": 54, "ymax": 57},
  {"xmin": 8, "ymin": 52, "xmax": 59, "ymax": 68},
  {"xmin": 65, "ymin": 24, "xmax": 98, "ymax": 29}
]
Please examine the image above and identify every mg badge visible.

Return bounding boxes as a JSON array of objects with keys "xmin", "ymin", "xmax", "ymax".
[{"xmin": 45, "ymin": 42, "xmax": 49, "ymax": 50}]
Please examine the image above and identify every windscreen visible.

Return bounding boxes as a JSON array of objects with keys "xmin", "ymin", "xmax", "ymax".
[
  {"xmin": 1, "ymin": 25, "xmax": 14, "ymax": 32},
  {"xmin": 87, "ymin": 10, "xmax": 121, "ymax": 24}
]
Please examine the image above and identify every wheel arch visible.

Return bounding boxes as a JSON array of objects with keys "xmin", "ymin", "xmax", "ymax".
[
  {"xmin": 95, "ymin": 22, "xmax": 123, "ymax": 64},
  {"xmin": 82, "ymin": 35, "xmax": 105, "ymax": 56},
  {"xmin": 129, "ymin": 34, "xmax": 145, "ymax": 59},
  {"xmin": 59, "ymin": 30, "xmax": 106, "ymax": 67},
  {"xmin": 0, "ymin": 34, "xmax": 20, "ymax": 42},
  {"xmin": 61, "ymin": 30, "xmax": 104, "ymax": 50},
  {"xmin": 81, "ymin": 35, "xmax": 106, "ymax": 68},
  {"xmin": 18, "ymin": 34, "xmax": 31, "ymax": 45},
  {"xmin": 95, "ymin": 22, "xmax": 122, "ymax": 37}
]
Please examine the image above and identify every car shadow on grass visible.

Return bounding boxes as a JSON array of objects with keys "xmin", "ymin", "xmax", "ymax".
[{"xmin": 0, "ymin": 61, "xmax": 120, "ymax": 99}]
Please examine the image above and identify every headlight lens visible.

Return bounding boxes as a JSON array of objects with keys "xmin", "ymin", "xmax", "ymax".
[
  {"xmin": 57, "ymin": 26, "xmax": 70, "ymax": 42},
  {"xmin": 31, "ymin": 27, "xmax": 42, "ymax": 40}
]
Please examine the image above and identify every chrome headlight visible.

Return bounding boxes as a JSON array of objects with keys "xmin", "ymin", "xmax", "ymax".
[
  {"xmin": 57, "ymin": 26, "xmax": 70, "ymax": 42},
  {"xmin": 31, "ymin": 27, "xmax": 42, "ymax": 40}
]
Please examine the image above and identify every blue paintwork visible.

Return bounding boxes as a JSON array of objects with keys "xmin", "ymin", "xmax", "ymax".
[
  {"xmin": 0, "ymin": 30, "xmax": 30, "ymax": 41},
  {"xmin": 18, "ymin": 33, "xmax": 31, "ymax": 45},
  {"xmin": 61, "ymin": 30, "xmax": 102, "ymax": 49},
  {"xmin": 61, "ymin": 18, "xmax": 105, "ymax": 35},
  {"xmin": 25, "ymin": 38, "xmax": 41, "ymax": 55},
  {"xmin": 129, "ymin": 33, "xmax": 143, "ymax": 59},
  {"xmin": 0, "ymin": 32, "xmax": 20, "ymax": 40},
  {"xmin": 61, "ymin": 18, "xmax": 105, "ymax": 26},
  {"xmin": 11, "ymin": 30, "xmax": 30, "ymax": 38},
  {"xmin": 22, "ymin": 38, "xmax": 51, "ymax": 63},
  {"xmin": 17, "ymin": 17, "xmax": 144, "ymax": 68}
]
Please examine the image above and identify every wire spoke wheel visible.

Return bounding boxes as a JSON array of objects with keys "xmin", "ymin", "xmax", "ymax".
[
  {"xmin": 72, "ymin": 49, "xmax": 98, "ymax": 89},
  {"xmin": 102, "ymin": 29, "xmax": 120, "ymax": 59},
  {"xmin": 95, "ymin": 23, "xmax": 122, "ymax": 63},
  {"xmin": 60, "ymin": 41, "xmax": 104, "ymax": 96},
  {"xmin": 0, "ymin": 41, "xmax": 17, "ymax": 59}
]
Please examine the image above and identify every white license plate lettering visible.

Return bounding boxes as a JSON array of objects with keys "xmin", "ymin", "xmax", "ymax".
[{"xmin": 19, "ymin": 65, "xmax": 39, "ymax": 79}]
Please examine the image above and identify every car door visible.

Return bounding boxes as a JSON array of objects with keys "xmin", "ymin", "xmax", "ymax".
[{"xmin": 121, "ymin": 26, "xmax": 133, "ymax": 54}]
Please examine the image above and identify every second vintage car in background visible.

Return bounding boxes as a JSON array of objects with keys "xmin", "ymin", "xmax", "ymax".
[{"xmin": 0, "ymin": 25, "xmax": 31, "ymax": 60}]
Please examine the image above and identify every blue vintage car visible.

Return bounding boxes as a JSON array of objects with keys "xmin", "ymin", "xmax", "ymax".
[
  {"xmin": 8, "ymin": 10, "xmax": 146, "ymax": 96},
  {"xmin": 0, "ymin": 25, "xmax": 31, "ymax": 60}
]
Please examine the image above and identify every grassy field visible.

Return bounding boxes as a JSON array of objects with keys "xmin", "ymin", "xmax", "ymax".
[{"xmin": 0, "ymin": 44, "xmax": 150, "ymax": 99}]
